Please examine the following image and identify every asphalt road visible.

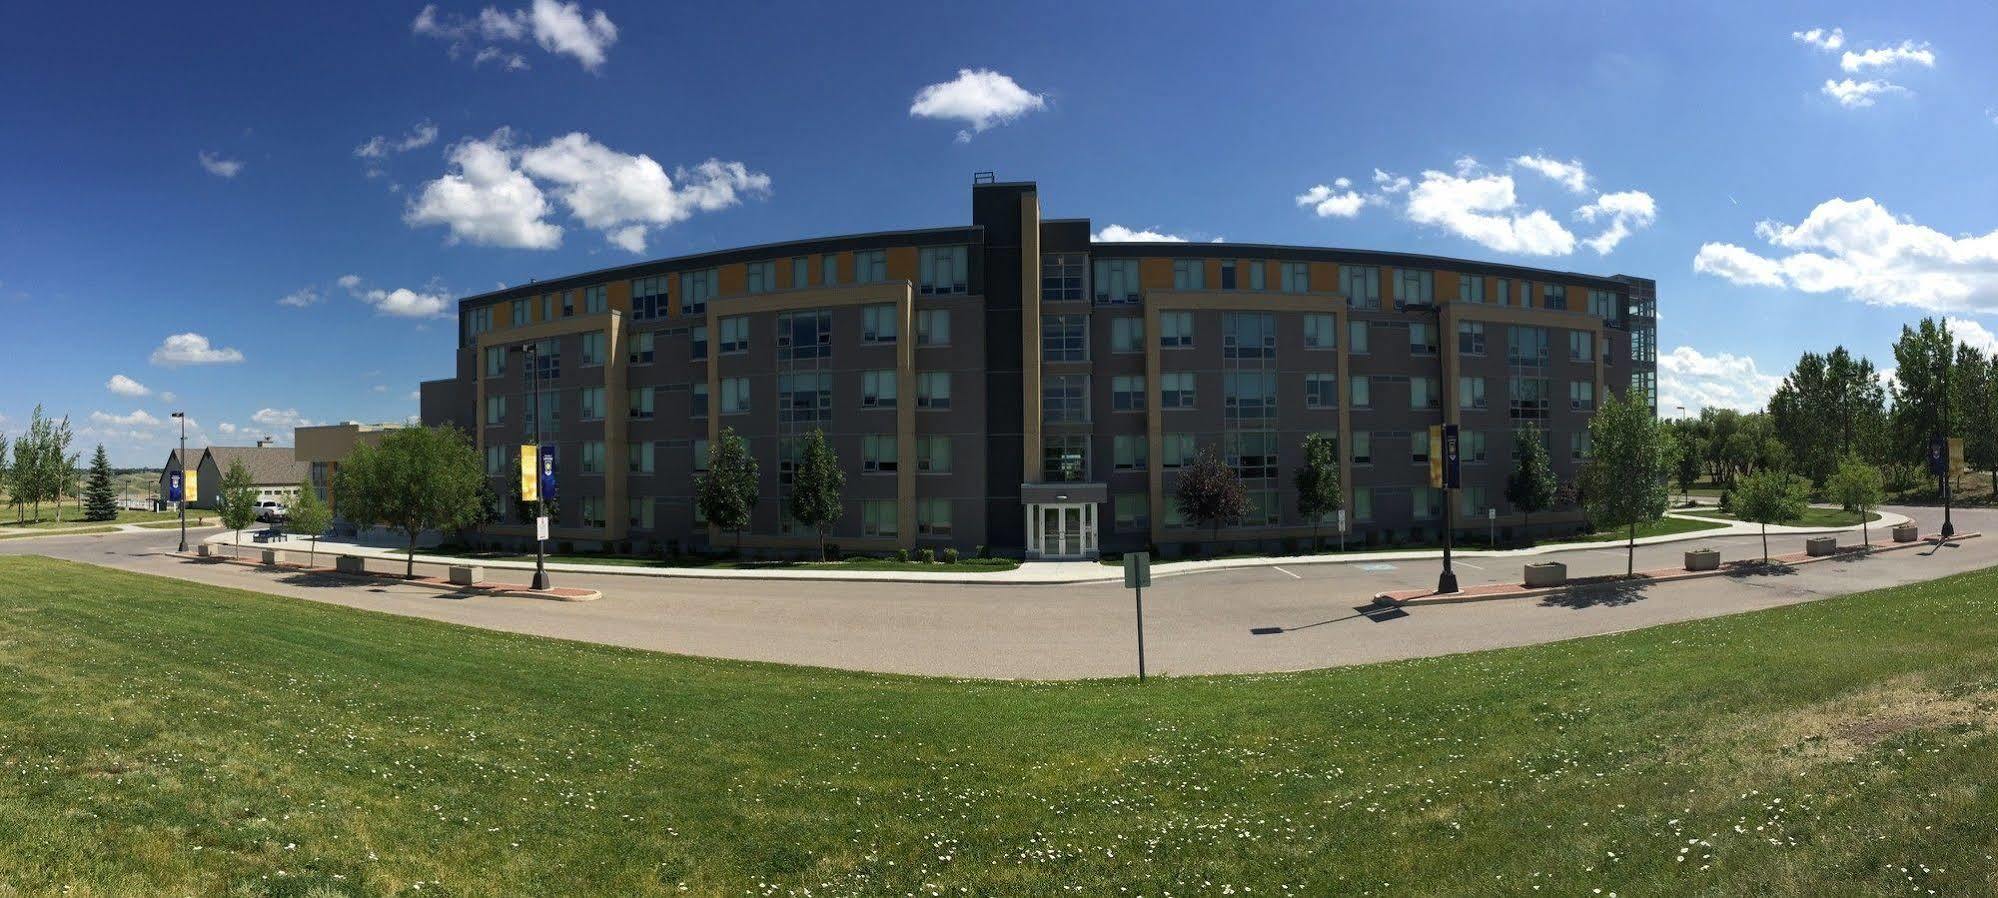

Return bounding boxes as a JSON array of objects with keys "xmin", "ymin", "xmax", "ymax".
[{"xmin": 4, "ymin": 507, "xmax": 1991, "ymax": 680}]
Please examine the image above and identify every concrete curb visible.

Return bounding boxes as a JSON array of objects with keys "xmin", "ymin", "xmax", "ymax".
[
  {"xmin": 174, "ymin": 552, "xmax": 602, "ymax": 602},
  {"xmin": 1376, "ymin": 532, "xmax": 1980, "ymax": 607}
]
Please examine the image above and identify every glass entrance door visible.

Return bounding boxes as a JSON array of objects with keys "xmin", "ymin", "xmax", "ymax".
[{"xmin": 1029, "ymin": 503, "xmax": 1098, "ymax": 558}]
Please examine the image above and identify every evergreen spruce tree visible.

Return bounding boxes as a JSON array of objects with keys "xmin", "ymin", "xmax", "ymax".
[{"xmin": 83, "ymin": 444, "xmax": 118, "ymax": 522}]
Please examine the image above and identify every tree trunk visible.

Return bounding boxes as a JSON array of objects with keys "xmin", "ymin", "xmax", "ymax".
[
  {"xmin": 406, "ymin": 531, "xmax": 416, "ymax": 579},
  {"xmin": 819, "ymin": 526, "xmax": 828, "ymax": 562},
  {"xmin": 1626, "ymin": 523, "xmax": 1635, "ymax": 577},
  {"xmin": 1861, "ymin": 518, "xmax": 1869, "ymax": 551},
  {"xmin": 1523, "ymin": 512, "xmax": 1532, "ymax": 548},
  {"xmin": 309, "ymin": 536, "xmax": 318, "ymax": 569},
  {"xmin": 1761, "ymin": 524, "xmax": 1770, "ymax": 563}
]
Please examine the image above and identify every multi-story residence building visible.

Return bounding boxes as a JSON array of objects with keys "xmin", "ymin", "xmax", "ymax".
[{"xmin": 421, "ymin": 176, "xmax": 1657, "ymax": 559}]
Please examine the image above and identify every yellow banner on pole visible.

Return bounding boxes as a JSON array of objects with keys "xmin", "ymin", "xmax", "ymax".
[
  {"xmin": 1428, "ymin": 424, "xmax": 1444, "ymax": 488},
  {"xmin": 183, "ymin": 467, "xmax": 199, "ymax": 504},
  {"xmin": 519, "ymin": 445, "xmax": 540, "ymax": 502}
]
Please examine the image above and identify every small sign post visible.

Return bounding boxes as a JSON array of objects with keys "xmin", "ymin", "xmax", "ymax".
[
  {"xmin": 535, "ymin": 515, "xmax": 550, "ymax": 542},
  {"xmin": 1337, "ymin": 508, "xmax": 1347, "ymax": 553},
  {"xmin": 1123, "ymin": 552, "xmax": 1152, "ymax": 682},
  {"xmin": 1488, "ymin": 506, "xmax": 1497, "ymax": 548}
]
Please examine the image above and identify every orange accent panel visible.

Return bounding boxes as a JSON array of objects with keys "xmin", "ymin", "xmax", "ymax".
[
  {"xmin": 1436, "ymin": 271, "xmax": 1460, "ymax": 302},
  {"xmin": 717, "ymin": 263, "xmax": 746, "ymax": 297},
  {"xmin": 886, "ymin": 246, "xmax": 918, "ymax": 283},
  {"xmin": 608, "ymin": 279, "xmax": 631, "ymax": 313},
  {"xmin": 1139, "ymin": 259, "xmax": 1173, "ymax": 289}
]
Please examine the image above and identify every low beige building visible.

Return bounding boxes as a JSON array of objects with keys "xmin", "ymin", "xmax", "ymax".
[{"xmin": 293, "ymin": 423, "xmax": 403, "ymax": 518}]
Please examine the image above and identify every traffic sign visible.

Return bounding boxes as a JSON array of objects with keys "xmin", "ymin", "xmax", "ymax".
[{"xmin": 1123, "ymin": 551, "xmax": 1151, "ymax": 589}]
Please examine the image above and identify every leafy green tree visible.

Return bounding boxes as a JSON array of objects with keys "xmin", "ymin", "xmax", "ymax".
[
  {"xmin": 1293, "ymin": 433, "xmax": 1342, "ymax": 551},
  {"xmin": 333, "ymin": 426, "xmax": 486, "ymax": 578},
  {"xmin": 697, "ymin": 426, "xmax": 759, "ymax": 550},
  {"xmin": 1669, "ymin": 420, "xmax": 1703, "ymax": 495},
  {"xmin": 0, "ymin": 431, "xmax": 10, "ymax": 523},
  {"xmin": 217, "ymin": 459, "xmax": 261, "ymax": 559},
  {"xmin": 1175, "ymin": 446, "xmax": 1251, "ymax": 541},
  {"xmin": 1770, "ymin": 346, "xmax": 1890, "ymax": 485},
  {"xmin": 1504, "ymin": 428, "xmax": 1557, "ymax": 546},
  {"xmin": 786, "ymin": 429, "xmax": 845, "ymax": 561},
  {"xmin": 45, "ymin": 414, "xmax": 76, "ymax": 523},
  {"xmin": 1580, "ymin": 389, "xmax": 1674, "ymax": 576},
  {"xmin": 1733, "ymin": 468, "xmax": 1810, "ymax": 563},
  {"xmin": 285, "ymin": 481, "xmax": 333, "ymax": 568},
  {"xmin": 1955, "ymin": 348, "xmax": 1998, "ymax": 497},
  {"xmin": 1889, "ymin": 318, "xmax": 1958, "ymax": 476},
  {"xmin": 1825, "ymin": 456, "xmax": 1885, "ymax": 550},
  {"xmin": 83, "ymin": 444, "xmax": 118, "ymax": 522}
]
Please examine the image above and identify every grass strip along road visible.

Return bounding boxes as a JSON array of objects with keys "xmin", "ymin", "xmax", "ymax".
[{"xmin": 1, "ymin": 555, "xmax": 1995, "ymax": 895}]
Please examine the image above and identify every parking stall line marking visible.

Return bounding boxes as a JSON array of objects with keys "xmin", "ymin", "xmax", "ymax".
[{"xmin": 1272, "ymin": 566, "xmax": 1302, "ymax": 579}]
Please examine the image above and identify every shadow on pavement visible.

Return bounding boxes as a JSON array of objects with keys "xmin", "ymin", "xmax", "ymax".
[
  {"xmin": 1723, "ymin": 560, "xmax": 1800, "ymax": 578},
  {"xmin": 1539, "ymin": 579, "xmax": 1650, "ymax": 609},
  {"xmin": 1252, "ymin": 602, "xmax": 1409, "ymax": 635},
  {"xmin": 275, "ymin": 569, "xmax": 480, "ymax": 600}
]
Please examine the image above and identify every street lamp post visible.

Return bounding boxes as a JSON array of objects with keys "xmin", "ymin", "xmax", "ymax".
[
  {"xmin": 1430, "ymin": 302, "xmax": 1458, "ymax": 595},
  {"xmin": 517, "ymin": 342, "xmax": 551, "ymax": 590},
  {"xmin": 172, "ymin": 411, "xmax": 187, "ymax": 553},
  {"xmin": 1941, "ymin": 353, "xmax": 1955, "ymax": 540}
]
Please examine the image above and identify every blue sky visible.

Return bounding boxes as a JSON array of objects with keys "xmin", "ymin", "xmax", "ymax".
[{"xmin": 4, "ymin": 1, "xmax": 1996, "ymax": 466}]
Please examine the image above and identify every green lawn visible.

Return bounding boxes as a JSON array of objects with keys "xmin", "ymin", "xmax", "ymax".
[
  {"xmin": 1, "ymin": 506, "xmax": 193, "ymax": 529},
  {"xmin": 1683, "ymin": 507, "xmax": 1882, "ymax": 528},
  {"xmin": 398, "ymin": 546, "xmax": 1021, "ymax": 573},
  {"xmin": 0, "ymin": 526, "xmax": 118, "ymax": 540},
  {"xmin": 1561, "ymin": 515, "xmax": 1733, "ymax": 543},
  {"xmin": 6, "ymin": 556, "xmax": 1998, "ymax": 895}
]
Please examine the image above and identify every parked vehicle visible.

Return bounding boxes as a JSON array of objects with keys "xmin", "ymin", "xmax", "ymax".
[{"xmin": 255, "ymin": 500, "xmax": 289, "ymax": 523}]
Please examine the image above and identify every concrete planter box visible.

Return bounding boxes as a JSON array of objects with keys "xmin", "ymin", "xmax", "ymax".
[
  {"xmin": 1523, "ymin": 561, "xmax": 1567, "ymax": 588},
  {"xmin": 1684, "ymin": 548, "xmax": 1721, "ymax": 571},
  {"xmin": 260, "ymin": 549, "xmax": 286, "ymax": 566},
  {"xmin": 1892, "ymin": 523, "xmax": 1918, "ymax": 543},
  {"xmin": 1805, "ymin": 536, "xmax": 1837, "ymax": 557},
  {"xmin": 447, "ymin": 565, "xmax": 484, "ymax": 586},
  {"xmin": 195, "ymin": 544, "xmax": 215, "ymax": 558},
  {"xmin": 334, "ymin": 556, "xmax": 368, "ymax": 575}
]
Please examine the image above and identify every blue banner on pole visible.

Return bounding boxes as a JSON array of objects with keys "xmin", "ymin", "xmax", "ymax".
[
  {"xmin": 539, "ymin": 444, "xmax": 558, "ymax": 500},
  {"xmin": 167, "ymin": 471, "xmax": 184, "ymax": 502},
  {"xmin": 1441, "ymin": 424, "xmax": 1461, "ymax": 490},
  {"xmin": 1930, "ymin": 436, "xmax": 1948, "ymax": 478}
]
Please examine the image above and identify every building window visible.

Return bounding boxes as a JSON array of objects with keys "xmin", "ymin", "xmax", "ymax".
[
  {"xmin": 1041, "ymin": 314, "xmax": 1088, "ymax": 362},
  {"xmin": 1042, "ymin": 375, "xmax": 1089, "ymax": 423},
  {"xmin": 1395, "ymin": 269, "xmax": 1434, "ymax": 304},
  {"xmin": 1463, "ymin": 430, "xmax": 1488, "ymax": 463},
  {"xmin": 1160, "ymin": 371, "xmax": 1195, "ymax": 409},
  {"xmin": 1110, "ymin": 317, "xmax": 1145, "ymax": 353},
  {"xmin": 580, "ymin": 441, "xmax": 606, "ymax": 475},
  {"xmin": 721, "ymin": 377, "xmax": 750, "ymax": 414},
  {"xmin": 921, "ymin": 246, "xmax": 969, "ymax": 295},
  {"xmin": 917, "ymin": 372, "xmax": 951, "ymax": 409},
  {"xmin": 1569, "ymin": 330, "xmax": 1594, "ymax": 362},
  {"xmin": 1114, "ymin": 493, "xmax": 1149, "ymax": 531},
  {"xmin": 1042, "ymin": 435, "xmax": 1088, "ymax": 481},
  {"xmin": 1352, "ymin": 431, "xmax": 1372, "ymax": 465},
  {"xmin": 1303, "ymin": 314, "xmax": 1336, "ymax": 349},
  {"xmin": 822, "ymin": 254, "xmax": 840, "ymax": 286},
  {"xmin": 680, "ymin": 269, "xmax": 716, "ymax": 315},
  {"xmin": 1570, "ymin": 380, "xmax": 1596, "ymax": 411},
  {"xmin": 917, "ymin": 309, "xmax": 950, "ymax": 346},
  {"xmin": 580, "ymin": 496, "xmax": 605, "ymax": 528},
  {"xmin": 628, "ymin": 441, "xmax": 656, "ymax": 474},
  {"xmin": 485, "ymin": 445, "xmax": 502, "ymax": 475},
  {"xmin": 777, "ymin": 310, "xmax": 831, "ymax": 360},
  {"xmin": 1281, "ymin": 262, "xmax": 1309, "ymax": 293},
  {"xmin": 689, "ymin": 325, "xmax": 708, "ymax": 361},
  {"xmin": 1305, "ymin": 373, "xmax": 1338, "ymax": 409},
  {"xmin": 1409, "ymin": 322, "xmax": 1437, "ymax": 355},
  {"xmin": 1092, "ymin": 259, "xmax": 1141, "ymax": 305},
  {"xmin": 917, "ymin": 435, "xmax": 952, "ymax": 472},
  {"xmin": 524, "ymin": 390, "xmax": 560, "ymax": 430},
  {"xmin": 862, "ymin": 303, "xmax": 898, "ymax": 343},
  {"xmin": 1161, "ymin": 433, "xmax": 1195, "ymax": 468},
  {"xmin": 629, "ymin": 497, "xmax": 655, "ymax": 530},
  {"xmin": 1588, "ymin": 289, "xmax": 1619, "ymax": 319},
  {"xmin": 1342, "ymin": 266, "xmax": 1381, "ymax": 308},
  {"xmin": 1458, "ymin": 485, "xmax": 1488, "ymax": 519},
  {"xmin": 1112, "ymin": 375, "xmax": 1146, "ymax": 411},
  {"xmin": 691, "ymin": 382, "xmax": 709, "ymax": 417},
  {"xmin": 855, "ymin": 250, "xmax": 887, "ymax": 284},
  {"xmin": 1349, "ymin": 320, "xmax": 1370, "ymax": 354},
  {"xmin": 1410, "ymin": 376, "xmax": 1440, "ymax": 409},
  {"xmin": 746, "ymin": 261, "xmax": 775, "ymax": 294},
  {"xmin": 1249, "ymin": 262, "xmax": 1267, "ymax": 291},
  {"xmin": 1509, "ymin": 326, "xmax": 1550, "ymax": 365},
  {"xmin": 485, "ymin": 394, "xmax": 506, "ymax": 425},
  {"xmin": 777, "ymin": 372, "xmax": 830, "ymax": 426},
  {"xmin": 1508, "ymin": 376, "xmax": 1550, "ymax": 422},
  {"xmin": 918, "ymin": 498, "xmax": 953, "ymax": 536},
  {"xmin": 1413, "ymin": 486, "xmax": 1443, "ymax": 521},
  {"xmin": 1223, "ymin": 370, "xmax": 1276, "ymax": 421},
  {"xmin": 581, "ymin": 331, "xmax": 606, "ymax": 366},
  {"xmin": 1219, "ymin": 261, "xmax": 1237, "ymax": 289},
  {"xmin": 1351, "ymin": 375, "xmax": 1372, "ymax": 409},
  {"xmin": 579, "ymin": 386, "xmax": 605, "ymax": 421},
  {"xmin": 719, "ymin": 316, "xmax": 749, "ymax": 354},
  {"xmin": 1458, "ymin": 321, "xmax": 1486, "ymax": 355},
  {"xmin": 1223, "ymin": 312, "xmax": 1275, "ymax": 359},
  {"xmin": 511, "ymin": 298, "xmax": 530, "ymax": 326},
  {"xmin": 1458, "ymin": 276, "xmax": 1485, "ymax": 303},
  {"xmin": 791, "ymin": 256, "xmax": 808, "ymax": 288},
  {"xmin": 583, "ymin": 285, "xmax": 607, "ymax": 314},
  {"xmin": 863, "ymin": 434, "xmax": 898, "ymax": 473},
  {"xmin": 1172, "ymin": 259, "xmax": 1205, "ymax": 290},
  {"xmin": 693, "ymin": 439, "xmax": 709, "ymax": 472},
  {"xmin": 1355, "ymin": 487, "xmax": 1373, "ymax": 523},
  {"xmin": 627, "ymin": 331, "xmax": 655, "ymax": 365},
  {"xmin": 862, "ymin": 499, "xmax": 897, "ymax": 537},
  {"xmin": 1541, "ymin": 284, "xmax": 1566, "ymax": 310},
  {"xmin": 1226, "ymin": 431, "xmax": 1278, "ymax": 480},
  {"xmin": 1041, "ymin": 253, "xmax": 1084, "ymax": 301},
  {"xmin": 1113, "ymin": 435, "xmax": 1148, "ymax": 470},
  {"xmin": 520, "ymin": 338, "xmax": 561, "ymax": 382},
  {"xmin": 1159, "ymin": 311, "xmax": 1194, "ymax": 348},
  {"xmin": 1494, "ymin": 278, "xmax": 1514, "ymax": 307},
  {"xmin": 861, "ymin": 370, "xmax": 898, "ymax": 409},
  {"xmin": 1412, "ymin": 429, "xmax": 1431, "ymax": 464},
  {"xmin": 1571, "ymin": 431, "xmax": 1592, "ymax": 461},
  {"xmin": 628, "ymin": 387, "xmax": 655, "ymax": 419},
  {"xmin": 483, "ymin": 346, "xmax": 506, "ymax": 377},
  {"xmin": 1459, "ymin": 376, "xmax": 1488, "ymax": 410}
]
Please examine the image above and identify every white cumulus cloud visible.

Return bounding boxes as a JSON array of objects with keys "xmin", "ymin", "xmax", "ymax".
[
  {"xmin": 1295, "ymin": 182, "xmax": 1370, "ymax": 218},
  {"xmin": 251, "ymin": 408, "xmax": 315, "ymax": 430},
  {"xmin": 90, "ymin": 409, "xmax": 164, "ymax": 428},
  {"xmin": 1949, "ymin": 317, "xmax": 1998, "ymax": 355},
  {"xmin": 1841, "ymin": 40, "xmax": 1934, "ymax": 72},
  {"xmin": 198, "ymin": 150, "xmax": 243, "ymax": 178},
  {"xmin": 355, "ymin": 121, "xmax": 439, "ymax": 159},
  {"xmin": 277, "ymin": 287, "xmax": 320, "ymax": 308},
  {"xmin": 1792, "ymin": 26, "xmax": 1845, "ymax": 51},
  {"xmin": 1511, "ymin": 155, "xmax": 1591, "ymax": 193},
  {"xmin": 106, "ymin": 374, "xmax": 151, "ymax": 398},
  {"xmin": 519, "ymin": 134, "xmax": 771, "ymax": 253},
  {"xmin": 1692, "ymin": 197, "xmax": 1998, "ymax": 314},
  {"xmin": 413, "ymin": 0, "xmax": 617, "ymax": 71},
  {"xmin": 1404, "ymin": 162, "xmax": 1577, "ymax": 256},
  {"xmin": 1093, "ymin": 225, "xmax": 1188, "ymax": 243},
  {"xmin": 1658, "ymin": 346, "xmax": 1784, "ymax": 414},
  {"xmin": 909, "ymin": 69, "xmax": 1047, "ymax": 142},
  {"xmin": 150, "ymin": 333, "xmax": 244, "ymax": 366},
  {"xmin": 1822, "ymin": 78, "xmax": 1907, "ymax": 107},
  {"xmin": 1576, "ymin": 190, "xmax": 1658, "ymax": 255},
  {"xmin": 405, "ymin": 129, "xmax": 562, "ymax": 249}
]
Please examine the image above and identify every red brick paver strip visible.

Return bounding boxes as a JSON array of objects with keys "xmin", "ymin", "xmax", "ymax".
[
  {"xmin": 180, "ymin": 553, "xmax": 602, "ymax": 602},
  {"xmin": 1376, "ymin": 534, "xmax": 1981, "ymax": 606}
]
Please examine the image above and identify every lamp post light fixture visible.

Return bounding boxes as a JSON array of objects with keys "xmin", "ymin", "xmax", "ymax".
[
  {"xmin": 171, "ymin": 411, "xmax": 187, "ymax": 553},
  {"xmin": 514, "ymin": 342, "xmax": 551, "ymax": 590}
]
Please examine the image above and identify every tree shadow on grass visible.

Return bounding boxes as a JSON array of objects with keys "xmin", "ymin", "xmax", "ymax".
[{"xmin": 1539, "ymin": 578, "xmax": 1652, "ymax": 609}]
